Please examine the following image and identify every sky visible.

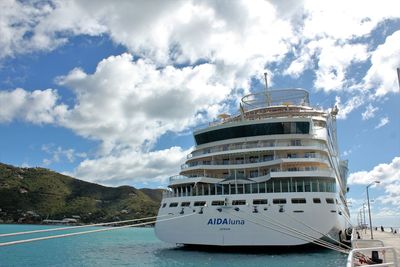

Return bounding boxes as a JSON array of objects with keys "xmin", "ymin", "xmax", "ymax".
[{"xmin": 0, "ymin": 0, "xmax": 399, "ymax": 227}]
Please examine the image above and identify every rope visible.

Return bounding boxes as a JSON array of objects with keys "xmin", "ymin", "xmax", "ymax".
[
  {"xmin": 0, "ymin": 214, "xmax": 167, "ymax": 238},
  {"xmin": 0, "ymin": 213, "xmax": 195, "ymax": 247},
  {"xmin": 227, "ymin": 209, "xmax": 348, "ymax": 254},
  {"xmin": 252, "ymin": 210, "xmax": 349, "ymax": 253},
  {"xmin": 283, "ymin": 212, "xmax": 352, "ymax": 250}
]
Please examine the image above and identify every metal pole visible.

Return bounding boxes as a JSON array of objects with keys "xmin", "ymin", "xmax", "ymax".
[
  {"xmin": 397, "ymin": 68, "xmax": 400, "ymax": 90},
  {"xmin": 367, "ymin": 184, "xmax": 374, "ymax": 239},
  {"xmin": 363, "ymin": 203, "xmax": 366, "ymax": 234}
]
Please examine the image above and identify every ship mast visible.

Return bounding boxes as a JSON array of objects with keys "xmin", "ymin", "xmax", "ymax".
[{"xmin": 264, "ymin": 72, "xmax": 271, "ymax": 106}]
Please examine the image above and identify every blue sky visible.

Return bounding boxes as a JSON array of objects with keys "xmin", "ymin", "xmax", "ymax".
[{"xmin": 0, "ymin": 0, "xmax": 399, "ymax": 226}]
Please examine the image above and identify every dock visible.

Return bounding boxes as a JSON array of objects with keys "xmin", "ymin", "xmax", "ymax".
[
  {"xmin": 371, "ymin": 230, "xmax": 400, "ymax": 262},
  {"xmin": 347, "ymin": 228, "xmax": 400, "ymax": 266}
]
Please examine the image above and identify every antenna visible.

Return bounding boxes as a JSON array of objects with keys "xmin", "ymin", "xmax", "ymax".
[
  {"xmin": 264, "ymin": 72, "xmax": 271, "ymax": 106},
  {"xmin": 263, "ymin": 72, "xmax": 268, "ymax": 92},
  {"xmin": 397, "ymin": 68, "xmax": 400, "ymax": 91}
]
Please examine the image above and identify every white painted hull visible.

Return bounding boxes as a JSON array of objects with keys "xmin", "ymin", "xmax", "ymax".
[{"xmin": 155, "ymin": 192, "xmax": 349, "ymax": 246}]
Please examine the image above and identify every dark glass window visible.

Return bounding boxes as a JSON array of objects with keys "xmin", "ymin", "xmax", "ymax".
[
  {"xmin": 232, "ymin": 200, "xmax": 246, "ymax": 205},
  {"xmin": 195, "ymin": 122, "xmax": 310, "ymax": 145},
  {"xmin": 211, "ymin": 200, "xmax": 225, "ymax": 206},
  {"xmin": 181, "ymin": 202, "xmax": 190, "ymax": 207},
  {"xmin": 253, "ymin": 199, "xmax": 268, "ymax": 205},
  {"xmin": 273, "ymin": 199, "xmax": 287, "ymax": 204},
  {"xmin": 162, "ymin": 203, "xmax": 167, "ymax": 208},
  {"xmin": 326, "ymin": 198, "xmax": 334, "ymax": 204},
  {"xmin": 291, "ymin": 198, "xmax": 306, "ymax": 204},
  {"xmin": 194, "ymin": 201, "xmax": 206, "ymax": 206},
  {"xmin": 169, "ymin": 202, "xmax": 178, "ymax": 207},
  {"xmin": 313, "ymin": 198, "xmax": 321, "ymax": 203}
]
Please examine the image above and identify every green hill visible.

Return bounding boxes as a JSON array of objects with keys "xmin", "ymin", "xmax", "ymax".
[{"xmin": 0, "ymin": 163, "xmax": 163, "ymax": 224}]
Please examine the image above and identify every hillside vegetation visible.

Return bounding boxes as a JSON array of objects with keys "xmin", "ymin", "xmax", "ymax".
[{"xmin": 0, "ymin": 163, "xmax": 163, "ymax": 223}]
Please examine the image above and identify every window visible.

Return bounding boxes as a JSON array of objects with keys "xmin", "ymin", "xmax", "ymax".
[
  {"xmin": 273, "ymin": 199, "xmax": 287, "ymax": 204},
  {"xmin": 291, "ymin": 198, "xmax": 306, "ymax": 204},
  {"xmin": 263, "ymin": 154, "xmax": 274, "ymax": 161},
  {"xmin": 326, "ymin": 198, "xmax": 334, "ymax": 204},
  {"xmin": 313, "ymin": 198, "xmax": 321, "ymax": 203},
  {"xmin": 211, "ymin": 200, "xmax": 225, "ymax": 206},
  {"xmin": 194, "ymin": 201, "xmax": 206, "ymax": 206},
  {"xmin": 291, "ymin": 139, "xmax": 302, "ymax": 146},
  {"xmin": 194, "ymin": 122, "xmax": 310, "ymax": 145},
  {"xmin": 162, "ymin": 203, "xmax": 167, "ymax": 208},
  {"xmin": 232, "ymin": 200, "xmax": 246, "ymax": 205},
  {"xmin": 305, "ymin": 152, "xmax": 316, "ymax": 158},
  {"xmin": 253, "ymin": 199, "xmax": 268, "ymax": 205},
  {"xmin": 287, "ymin": 153, "xmax": 298, "ymax": 158},
  {"xmin": 169, "ymin": 202, "xmax": 178, "ymax": 207},
  {"xmin": 305, "ymin": 166, "xmax": 317, "ymax": 171},
  {"xmin": 249, "ymin": 170, "xmax": 259, "ymax": 178},
  {"xmin": 181, "ymin": 202, "xmax": 190, "ymax": 207}
]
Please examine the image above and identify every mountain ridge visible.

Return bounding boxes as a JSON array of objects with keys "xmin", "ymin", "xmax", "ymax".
[{"xmin": 0, "ymin": 162, "xmax": 163, "ymax": 224}]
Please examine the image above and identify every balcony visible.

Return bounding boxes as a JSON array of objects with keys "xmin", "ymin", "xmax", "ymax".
[
  {"xmin": 181, "ymin": 155, "xmax": 328, "ymax": 170},
  {"xmin": 187, "ymin": 140, "xmax": 327, "ymax": 159}
]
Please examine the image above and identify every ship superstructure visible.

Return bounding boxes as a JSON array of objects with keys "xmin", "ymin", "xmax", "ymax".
[{"xmin": 155, "ymin": 88, "xmax": 350, "ymax": 246}]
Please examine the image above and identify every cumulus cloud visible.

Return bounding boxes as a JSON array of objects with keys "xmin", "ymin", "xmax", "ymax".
[
  {"xmin": 363, "ymin": 30, "xmax": 400, "ymax": 97},
  {"xmin": 1, "ymin": 0, "xmax": 400, "ymax": 186},
  {"xmin": 348, "ymin": 157, "xmax": 400, "ymax": 206},
  {"xmin": 1, "ymin": 0, "xmax": 399, "ymax": 98},
  {"xmin": 334, "ymin": 94, "xmax": 365, "ymax": 120},
  {"xmin": 57, "ymin": 53, "xmax": 241, "ymax": 153},
  {"xmin": 73, "ymin": 146, "xmax": 190, "ymax": 186},
  {"xmin": 348, "ymin": 157, "xmax": 400, "ymax": 185},
  {"xmin": 361, "ymin": 104, "xmax": 378, "ymax": 120},
  {"xmin": 0, "ymin": 88, "xmax": 67, "ymax": 123},
  {"xmin": 375, "ymin": 117, "xmax": 390, "ymax": 129},
  {"xmin": 41, "ymin": 144, "xmax": 86, "ymax": 166}
]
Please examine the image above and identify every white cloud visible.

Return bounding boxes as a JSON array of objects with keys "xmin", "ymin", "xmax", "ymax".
[
  {"xmin": 0, "ymin": 88, "xmax": 67, "ymax": 123},
  {"xmin": 72, "ymin": 146, "xmax": 190, "ymax": 186},
  {"xmin": 334, "ymin": 94, "xmax": 365, "ymax": 120},
  {"xmin": 362, "ymin": 104, "xmax": 379, "ymax": 120},
  {"xmin": 301, "ymin": 0, "xmax": 399, "ymax": 40},
  {"xmin": 314, "ymin": 41, "xmax": 369, "ymax": 92},
  {"xmin": 41, "ymin": 144, "xmax": 86, "ymax": 166},
  {"xmin": 57, "ymin": 53, "xmax": 241, "ymax": 154},
  {"xmin": 348, "ymin": 157, "xmax": 400, "ymax": 206},
  {"xmin": 375, "ymin": 117, "xmax": 390, "ymax": 129},
  {"xmin": 373, "ymin": 207, "xmax": 400, "ymax": 219},
  {"xmin": 363, "ymin": 30, "xmax": 400, "ymax": 97},
  {"xmin": 0, "ymin": 1, "xmax": 398, "ymax": 97},
  {"xmin": 342, "ymin": 149, "xmax": 352, "ymax": 157},
  {"xmin": 1, "ymin": 0, "xmax": 400, "ymax": 186},
  {"xmin": 348, "ymin": 157, "xmax": 400, "ymax": 185}
]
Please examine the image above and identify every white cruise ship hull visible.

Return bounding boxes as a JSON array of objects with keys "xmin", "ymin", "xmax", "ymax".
[{"xmin": 155, "ymin": 192, "xmax": 348, "ymax": 246}]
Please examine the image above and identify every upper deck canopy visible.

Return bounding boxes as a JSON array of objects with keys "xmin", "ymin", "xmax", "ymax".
[{"xmin": 241, "ymin": 88, "xmax": 310, "ymax": 110}]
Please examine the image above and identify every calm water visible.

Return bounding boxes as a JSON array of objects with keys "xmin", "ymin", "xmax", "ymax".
[{"xmin": 0, "ymin": 224, "xmax": 347, "ymax": 267}]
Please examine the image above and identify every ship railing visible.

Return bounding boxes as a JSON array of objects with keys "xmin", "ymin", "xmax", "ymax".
[
  {"xmin": 163, "ymin": 176, "xmax": 336, "ymax": 198},
  {"xmin": 169, "ymin": 175, "xmax": 190, "ymax": 183},
  {"xmin": 187, "ymin": 141, "xmax": 327, "ymax": 159},
  {"xmin": 181, "ymin": 155, "xmax": 329, "ymax": 169}
]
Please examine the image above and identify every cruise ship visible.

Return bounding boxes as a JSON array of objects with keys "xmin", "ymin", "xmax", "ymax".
[{"xmin": 155, "ymin": 86, "xmax": 350, "ymax": 247}]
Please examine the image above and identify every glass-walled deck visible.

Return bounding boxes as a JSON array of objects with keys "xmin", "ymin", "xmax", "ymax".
[{"xmin": 164, "ymin": 177, "xmax": 336, "ymax": 198}]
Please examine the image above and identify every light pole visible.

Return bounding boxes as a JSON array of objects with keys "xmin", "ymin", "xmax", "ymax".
[
  {"xmin": 362, "ymin": 203, "xmax": 367, "ymax": 233},
  {"xmin": 367, "ymin": 180, "xmax": 380, "ymax": 239}
]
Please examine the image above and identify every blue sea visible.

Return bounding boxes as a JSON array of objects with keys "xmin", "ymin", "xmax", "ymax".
[{"xmin": 0, "ymin": 224, "xmax": 347, "ymax": 266}]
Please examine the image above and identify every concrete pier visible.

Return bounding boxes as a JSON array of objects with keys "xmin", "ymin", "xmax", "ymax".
[
  {"xmin": 353, "ymin": 228, "xmax": 400, "ymax": 264},
  {"xmin": 371, "ymin": 230, "xmax": 400, "ymax": 263}
]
